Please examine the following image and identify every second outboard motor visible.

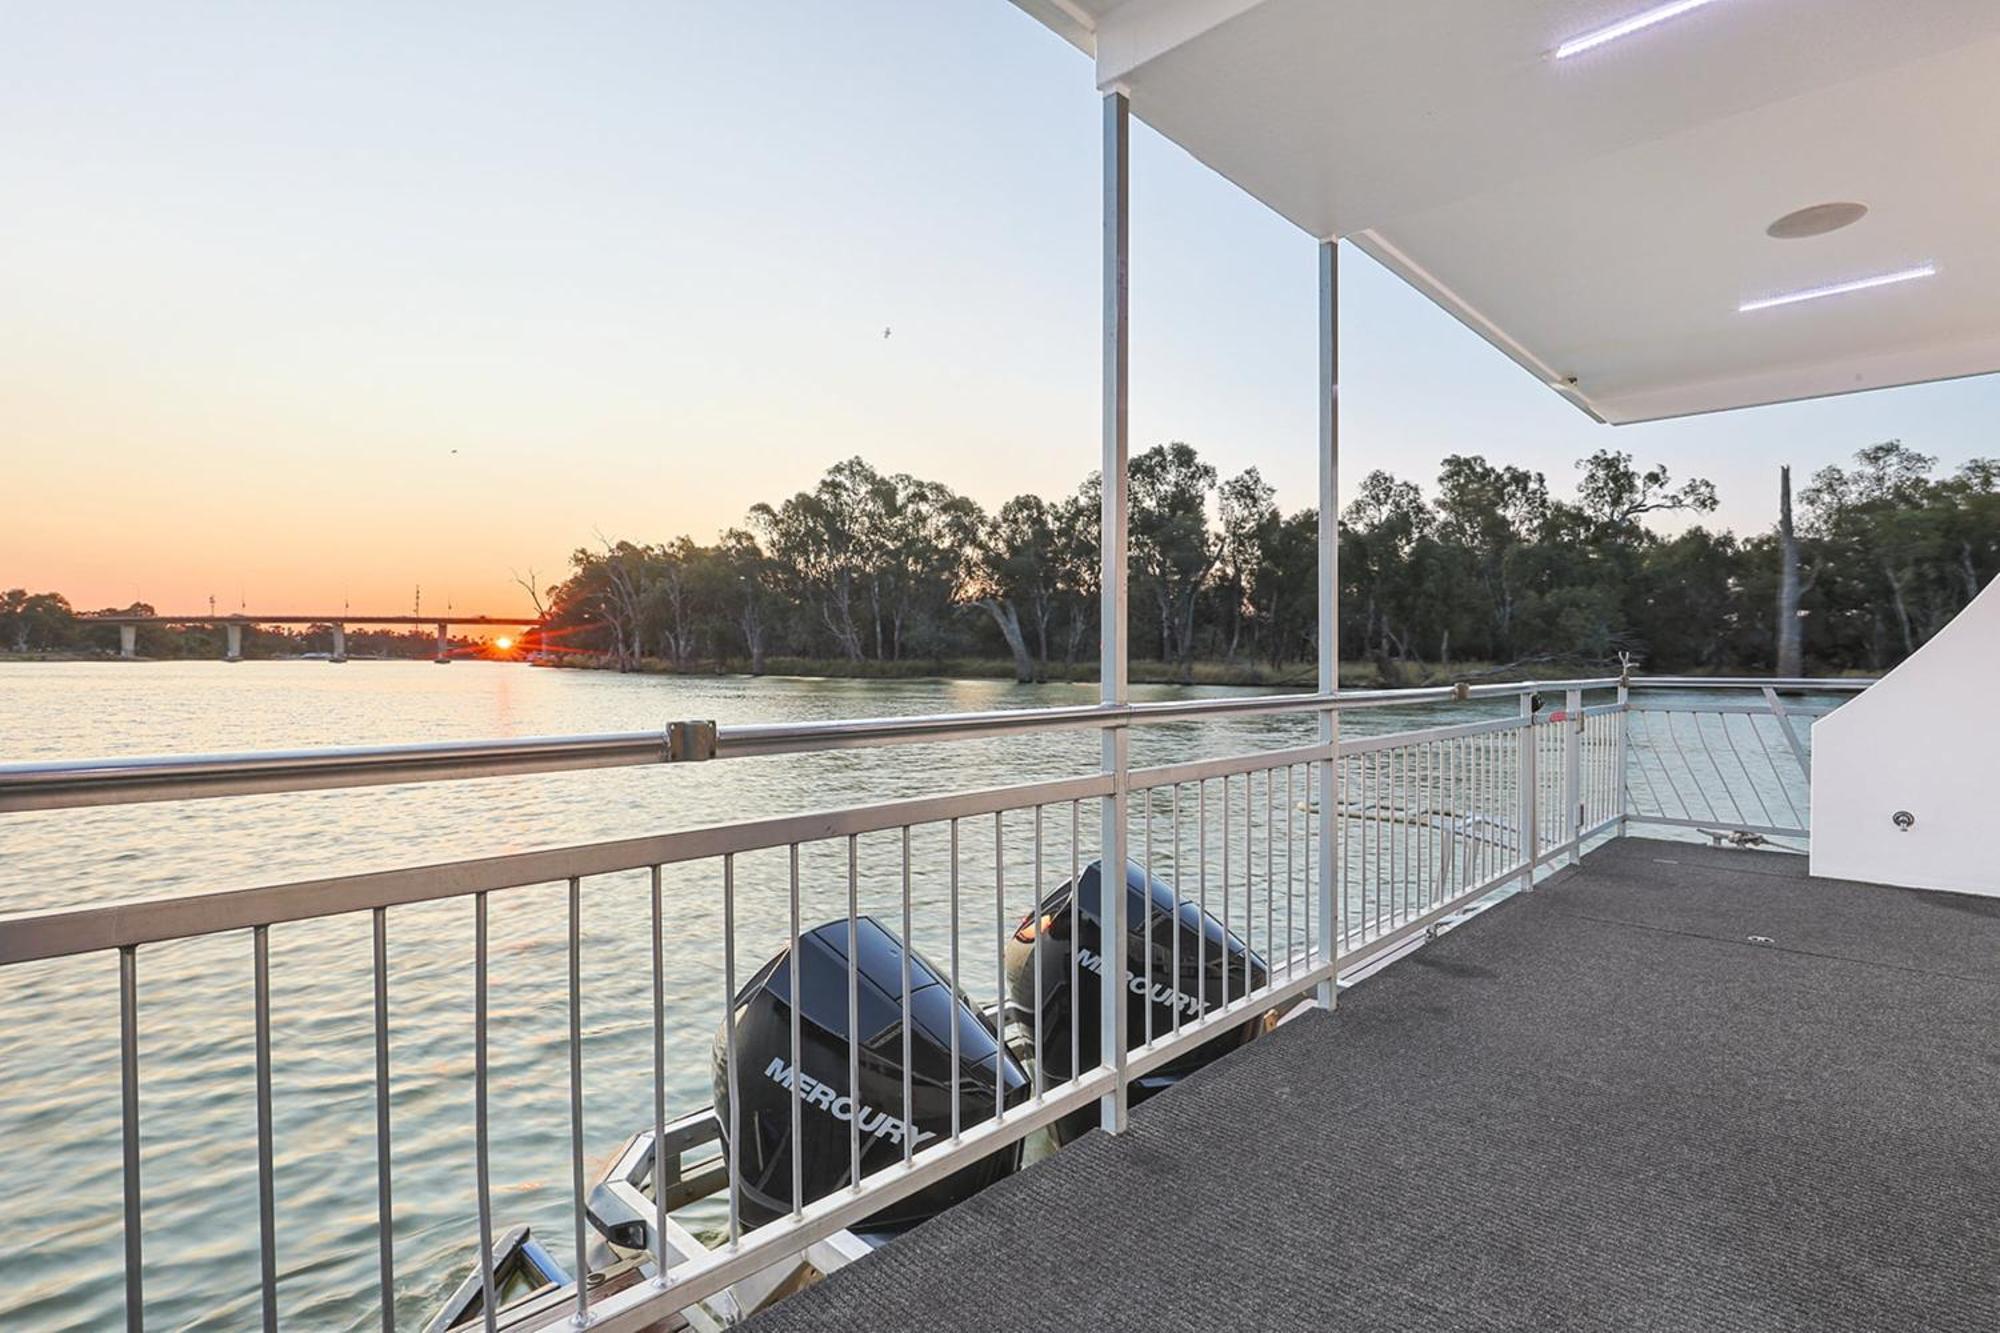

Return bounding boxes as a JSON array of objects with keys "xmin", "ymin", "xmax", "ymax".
[
  {"xmin": 1005, "ymin": 859, "xmax": 1267, "ymax": 1143},
  {"xmin": 715, "ymin": 915, "xmax": 1029, "ymax": 1232}
]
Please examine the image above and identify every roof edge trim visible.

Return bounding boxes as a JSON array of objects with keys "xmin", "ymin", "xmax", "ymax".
[{"xmin": 1348, "ymin": 229, "xmax": 1610, "ymax": 425}]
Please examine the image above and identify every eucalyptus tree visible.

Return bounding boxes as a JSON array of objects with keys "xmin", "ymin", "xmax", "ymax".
[
  {"xmin": 1129, "ymin": 442, "xmax": 1221, "ymax": 681},
  {"xmin": 1433, "ymin": 454, "xmax": 1550, "ymax": 660},
  {"xmin": 971, "ymin": 494, "xmax": 1059, "ymax": 681},
  {"xmin": 1215, "ymin": 468, "xmax": 1276, "ymax": 664}
]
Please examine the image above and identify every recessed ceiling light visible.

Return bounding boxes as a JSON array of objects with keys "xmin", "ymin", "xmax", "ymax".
[
  {"xmin": 1767, "ymin": 202, "xmax": 1869, "ymax": 240},
  {"xmin": 1739, "ymin": 264, "xmax": 1936, "ymax": 313},
  {"xmin": 1555, "ymin": 0, "xmax": 1726, "ymax": 60}
]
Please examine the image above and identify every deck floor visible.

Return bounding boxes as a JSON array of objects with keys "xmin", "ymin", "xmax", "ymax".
[{"xmin": 746, "ymin": 837, "xmax": 2000, "ymax": 1332}]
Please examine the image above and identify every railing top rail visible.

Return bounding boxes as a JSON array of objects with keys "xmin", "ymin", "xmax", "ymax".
[
  {"xmin": 1629, "ymin": 675, "xmax": 1877, "ymax": 691},
  {"xmin": 0, "ymin": 678, "xmax": 1624, "ymax": 812},
  {"xmin": 0, "ymin": 771, "xmax": 1115, "ymax": 965},
  {"xmin": 0, "ymin": 674, "xmax": 1867, "ymax": 814}
]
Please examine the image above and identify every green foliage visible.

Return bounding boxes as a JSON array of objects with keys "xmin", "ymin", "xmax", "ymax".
[{"xmin": 13, "ymin": 441, "xmax": 1994, "ymax": 677}]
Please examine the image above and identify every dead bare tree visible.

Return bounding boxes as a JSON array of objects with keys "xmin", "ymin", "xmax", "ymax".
[{"xmin": 1777, "ymin": 466, "xmax": 1804, "ymax": 677}]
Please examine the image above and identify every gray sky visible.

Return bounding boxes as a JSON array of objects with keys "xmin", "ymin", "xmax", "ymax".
[{"xmin": 6, "ymin": 1, "xmax": 1995, "ymax": 612}]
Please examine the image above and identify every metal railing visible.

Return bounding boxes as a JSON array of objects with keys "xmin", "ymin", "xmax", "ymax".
[
  {"xmin": 1622, "ymin": 681, "xmax": 1851, "ymax": 847},
  {"xmin": 0, "ymin": 676, "xmax": 1867, "ymax": 1332}
]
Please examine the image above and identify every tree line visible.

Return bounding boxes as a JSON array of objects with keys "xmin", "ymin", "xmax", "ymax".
[
  {"xmin": 520, "ymin": 439, "xmax": 1997, "ymax": 682},
  {"xmin": 9, "ymin": 440, "xmax": 1991, "ymax": 677}
]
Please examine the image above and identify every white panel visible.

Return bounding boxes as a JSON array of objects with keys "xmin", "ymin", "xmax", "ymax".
[
  {"xmin": 1811, "ymin": 579, "xmax": 2000, "ymax": 896},
  {"xmin": 1009, "ymin": 0, "xmax": 2000, "ymax": 422}
]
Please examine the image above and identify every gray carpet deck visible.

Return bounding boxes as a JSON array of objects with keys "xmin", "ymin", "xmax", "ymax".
[{"xmin": 746, "ymin": 838, "xmax": 2000, "ymax": 1332}]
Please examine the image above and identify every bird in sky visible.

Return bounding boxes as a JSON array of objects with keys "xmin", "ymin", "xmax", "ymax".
[{"xmin": 883, "ymin": 327, "xmax": 892, "ymax": 339}]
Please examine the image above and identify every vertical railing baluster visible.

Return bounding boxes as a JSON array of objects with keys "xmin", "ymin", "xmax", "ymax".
[
  {"xmin": 847, "ymin": 836, "xmax": 861, "ymax": 1182},
  {"xmin": 1422, "ymin": 743, "xmax": 1435, "ymax": 907},
  {"xmin": 1520, "ymin": 697, "xmax": 1539, "ymax": 885},
  {"xmin": 651, "ymin": 865, "xmax": 668, "ymax": 1279},
  {"xmin": 1480, "ymin": 737, "xmax": 1492, "ymax": 888},
  {"xmin": 1285, "ymin": 766, "xmax": 1296, "ymax": 979},
  {"xmin": 1030, "ymin": 807, "xmax": 1043, "ymax": 1096},
  {"xmin": 993, "ymin": 812, "xmax": 1006, "ymax": 1125},
  {"xmin": 1197, "ymin": 780, "xmax": 1208, "ymax": 1010},
  {"xmin": 901, "ymin": 827, "xmax": 915, "ymax": 1154},
  {"xmin": 1232, "ymin": 768, "xmax": 1248, "ymax": 984},
  {"xmin": 372, "ymin": 909, "xmax": 394, "ymax": 1332},
  {"xmin": 788, "ymin": 846, "xmax": 802, "ymax": 1217},
  {"xmin": 1403, "ymin": 747, "xmax": 1413, "ymax": 922},
  {"xmin": 566, "ymin": 877, "xmax": 588, "ymax": 1326},
  {"xmin": 1336, "ymin": 757, "xmax": 1347, "ymax": 951},
  {"xmin": 1068, "ymin": 802, "xmax": 1080, "ymax": 1088},
  {"xmin": 254, "ymin": 926, "xmax": 278, "ymax": 1331},
  {"xmin": 723, "ymin": 855, "xmax": 741, "ymax": 1249},
  {"xmin": 1382, "ymin": 752, "xmax": 1392, "ymax": 931},
  {"xmin": 1142, "ymin": 787, "xmax": 1154, "ymax": 1045},
  {"xmin": 950, "ymin": 820, "xmax": 962, "ymax": 1141},
  {"xmin": 1463, "ymin": 739, "xmax": 1475, "ymax": 888},
  {"xmin": 1396, "ymin": 748, "xmax": 1408, "ymax": 918},
  {"xmin": 1449, "ymin": 739, "xmax": 1461, "ymax": 895},
  {"xmin": 1369, "ymin": 753, "xmax": 1380, "ymax": 941},
  {"xmin": 119, "ymin": 944, "xmax": 143, "ymax": 1333},
  {"xmin": 1263, "ymin": 766, "xmax": 1273, "ymax": 990},
  {"xmin": 1171, "ymin": 784, "xmax": 1184, "ymax": 1032},
  {"xmin": 1222, "ymin": 775, "xmax": 1232, "ymax": 1002},
  {"xmin": 473, "ymin": 894, "xmax": 496, "ymax": 1333},
  {"xmin": 1565, "ymin": 688, "xmax": 1584, "ymax": 862}
]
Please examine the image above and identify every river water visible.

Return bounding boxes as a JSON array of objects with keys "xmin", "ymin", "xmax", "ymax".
[{"xmin": 6, "ymin": 662, "xmax": 1763, "ymax": 1330}]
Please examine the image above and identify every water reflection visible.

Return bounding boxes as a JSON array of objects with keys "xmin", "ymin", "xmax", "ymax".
[{"xmin": 0, "ymin": 662, "xmax": 1544, "ymax": 1330}]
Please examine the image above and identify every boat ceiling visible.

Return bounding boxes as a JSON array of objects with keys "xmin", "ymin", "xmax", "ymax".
[{"xmin": 1008, "ymin": 0, "xmax": 2000, "ymax": 423}]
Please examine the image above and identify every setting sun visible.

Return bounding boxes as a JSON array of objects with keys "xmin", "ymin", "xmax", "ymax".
[{"xmin": 495, "ymin": 636, "xmax": 514, "ymax": 651}]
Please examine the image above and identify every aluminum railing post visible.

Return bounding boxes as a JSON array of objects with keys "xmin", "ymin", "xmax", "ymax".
[
  {"xmin": 1518, "ymin": 692, "xmax": 1538, "ymax": 887},
  {"xmin": 1098, "ymin": 88, "xmax": 1131, "ymax": 1135},
  {"xmin": 1564, "ymin": 686, "xmax": 1583, "ymax": 864},
  {"xmin": 1315, "ymin": 237, "xmax": 1340, "ymax": 1007}
]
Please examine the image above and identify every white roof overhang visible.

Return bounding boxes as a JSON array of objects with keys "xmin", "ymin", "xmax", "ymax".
[{"xmin": 1009, "ymin": 0, "xmax": 2000, "ymax": 423}]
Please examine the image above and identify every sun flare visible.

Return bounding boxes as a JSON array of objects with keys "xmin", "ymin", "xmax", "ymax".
[{"xmin": 495, "ymin": 636, "xmax": 514, "ymax": 651}]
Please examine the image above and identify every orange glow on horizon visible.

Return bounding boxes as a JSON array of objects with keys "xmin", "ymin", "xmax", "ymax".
[{"xmin": 495, "ymin": 636, "xmax": 514, "ymax": 651}]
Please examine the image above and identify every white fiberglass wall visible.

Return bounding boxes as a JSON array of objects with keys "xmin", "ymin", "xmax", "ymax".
[{"xmin": 1811, "ymin": 576, "xmax": 2000, "ymax": 895}]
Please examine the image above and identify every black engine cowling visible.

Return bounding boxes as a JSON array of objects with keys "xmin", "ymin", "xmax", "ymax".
[
  {"xmin": 714, "ymin": 915, "xmax": 1029, "ymax": 1231},
  {"xmin": 1004, "ymin": 859, "xmax": 1267, "ymax": 1142}
]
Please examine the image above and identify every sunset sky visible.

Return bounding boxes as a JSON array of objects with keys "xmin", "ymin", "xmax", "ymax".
[{"xmin": 7, "ymin": 2, "xmax": 1999, "ymax": 616}]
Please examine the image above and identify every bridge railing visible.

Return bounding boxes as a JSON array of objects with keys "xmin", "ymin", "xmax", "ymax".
[{"xmin": 0, "ymin": 676, "xmax": 1867, "ymax": 1331}]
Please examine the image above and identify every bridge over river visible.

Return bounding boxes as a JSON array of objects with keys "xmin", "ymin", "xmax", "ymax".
[{"xmin": 83, "ymin": 613, "xmax": 542, "ymax": 663}]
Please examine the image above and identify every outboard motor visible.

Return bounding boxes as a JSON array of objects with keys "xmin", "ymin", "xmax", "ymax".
[
  {"xmin": 714, "ymin": 915, "xmax": 1029, "ymax": 1231},
  {"xmin": 1005, "ymin": 859, "xmax": 1267, "ymax": 1143}
]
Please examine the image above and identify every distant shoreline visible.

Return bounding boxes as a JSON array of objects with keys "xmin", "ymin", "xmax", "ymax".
[{"xmin": 7, "ymin": 652, "xmax": 1875, "ymax": 687}]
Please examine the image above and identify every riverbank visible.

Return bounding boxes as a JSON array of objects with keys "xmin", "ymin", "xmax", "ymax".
[{"xmin": 536, "ymin": 653, "xmax": 1506, "ymax": 689}]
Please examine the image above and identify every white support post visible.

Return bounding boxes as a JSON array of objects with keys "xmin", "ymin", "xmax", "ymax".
[
  {"xmin": 331, "ymin": 623, "xmax": 348, "ymax": 664},
  {"xmin": 1518, "ymin": 693, "xmax": 1537, "ymax": 886},
  {"xmin": 119, "ymin": 624, "xmax": 137, "ymax": 660},
  {"xmin": 1097, "ymin": 88, "xmax": 1131, "ymax": 1135},
  {"xmin": 225, "ymin": 623, "xmax": 243, "ymax": 663},
  {"xmin": 1315, "ymin": 238, "xmax": 1339, "ymax": 1008},
  {"xmin": 434, "ymin": 622, "xmax": 450, "ymax": 664},
  {"xmin": 1564, "ymin": 686, "xmax": 1583, "ymax": 863}
]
